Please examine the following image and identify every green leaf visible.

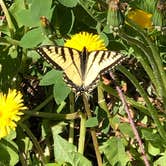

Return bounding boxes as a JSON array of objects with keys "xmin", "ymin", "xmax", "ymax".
[
  {"xmin": 141, "ymin": 128, "xmax": 164, "ymax": 148},
  {"xmin": 17, "ymin": 9, "xmax": 33, "ymax": 27},
  {"xmin": 53, "ymin": 133, "xmax": 76, "ymax": 163},
  {"xmin": 85, "ymin": 117, "xmax": 98, "ymax": 127},
  {"xmin": 19, "ymin": 28, "xmax": 45, "ymax": 48},
  {"xmin": 52, "ymin": 134, "xmax": 91, "ymax": 166},
  {"xmin": 70, "ymin": 152, "xmax": 92, "ymax": 166},
  {"xmin": 0, "ymin": 140, "xmax": 19, "ymax": 166},
  {"xmin": 119, "ymin": 123, "xmax": 135, "ymax": 138},
  {"xmin": 17, "ymin": 0, "xmax": 54, "ymax": 27},
  {"xmin": 52, "ymin": 122, "xmax": 68, "ymax": 135},
  {"xmin": 0, "ymin": 143, "xmax": 10, "ymax": 165},
  {"xmin": 40, "ymin": 70, "xmax": 70, "ymax": 104},
  {"xmin": 99, "ymin": 32, "xmax": 109, "ymax": 47},
  {"xmin": 148, "ymin": 142, "xmax": 160, "ymax": 156},
  {"xmin": 40, "ymin": 70, "xmax": 62, "ymax": 86},
  {"xmin": 57, "ymin": 0, "xmax": 78, "ymax": 7},
  {"xmin": 9, "ymin": 0, "xmax": 26, "ymax": 27},
  {"xmin": 8, "ymin": 46, "xmax": 18, "ymax": 58},
  {"xmin": 53, "ymin": 82, "xmax": 71, "ymax": 104},
  {"xmin": 45, "ymin": 163, "xmax": 62, "ymax": 166},
  {"xmin": 78, "ymin": 0, "xmax": 106, "ymax": 24},
  {"xmin": 154, "ymin": 151, "xmax": 166, "ymax": 166},
  {"xmin": 53, "ymin": 73, "xmax": 71, "ymax": 104},
  {"xmin": 100, "ymin": 137, "xmax": 129, "ymax": 166},
  {"xmin": 4, "ymin": 130, "xmax": 16, "ymax": 140}
]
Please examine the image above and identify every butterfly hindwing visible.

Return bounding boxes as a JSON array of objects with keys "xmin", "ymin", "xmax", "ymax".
[{"xmin": 83, "ymin": 50, "xmax": 125, "ymax": 91}]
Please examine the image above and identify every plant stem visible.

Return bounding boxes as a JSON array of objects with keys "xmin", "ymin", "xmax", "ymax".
[
  {"xmin": 97, "ymin": 85, "xmax": 111, "ymax": 119},
  {"xmin": 68, "ymin": 93, "xmax": 75, "ymax": 143},
  {"xmin": 78, "ymin": 112, "xmax": 86, "ymax": 154},
  {"xmin": 0, "ymin": 0, "xmax": 15, "ymax": 37},
  {"xmin": 31, "ymin": 95, "xmax": 53, "ymax": 112},
  {"xmin": 82, "ymin": 94, "xmax": 102, "ymax": 166},
  {"xmin": 0, "ymin": 37, "xmax": 19, "ymax": 46},
  {"xmin": 19, "ymin": 122, "xmax": 47, "ymax": 165},
  {"xmin": 109, "ymin": 72, "xmax": 150, "ymax": 166},
  {"xmin": 23, "ymin": 110, "xmax": 80, "ymax": 120}
]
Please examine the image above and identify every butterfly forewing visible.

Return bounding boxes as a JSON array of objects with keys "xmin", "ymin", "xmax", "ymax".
[
  {"xmin": 36, "ymin": 45, "xmax": 125, "ymax": 94},
  {"xmin": 84, "ymin": 50, "xmax": 124, "ymax": 89},
  {"xmin": 36, "ymin": 46, "xmax": 83, "ymax": 90}
]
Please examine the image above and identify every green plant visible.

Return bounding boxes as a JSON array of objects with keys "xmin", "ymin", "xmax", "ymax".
[{"xmin": 0, "ymin": 0, "xmax": 166, "ymax": 166}]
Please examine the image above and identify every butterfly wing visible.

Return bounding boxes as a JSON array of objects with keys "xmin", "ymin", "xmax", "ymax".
[
  {"xmin": 36, "ymin": 45, "xmax": 83, "ymax": 91},
  {"xmin": 83, "ymin": 50, "xmax": 125, "ymax": 92}
]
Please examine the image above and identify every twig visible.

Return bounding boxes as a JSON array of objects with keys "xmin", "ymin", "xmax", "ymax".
[{"xmin": 109, "ymin": 72, "xmax": 150, "ymax": 166}]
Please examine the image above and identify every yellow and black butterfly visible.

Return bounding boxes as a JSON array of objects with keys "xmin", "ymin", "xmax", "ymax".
[{"xmin": 36, "ymin": 45, "xmax": 125, "ymax": 95}]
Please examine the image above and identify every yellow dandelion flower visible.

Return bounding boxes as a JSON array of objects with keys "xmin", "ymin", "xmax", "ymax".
[
  {"xmin": 127, "ymin": 9, "xmax": 152, "ymax": 29},
  {"xmin": 0, "ymin": 89, "xmax": 27, "ymax": 139},
  {"xmin": 64, "ymin": 32, "xmax": 107, "ymax": 51}
]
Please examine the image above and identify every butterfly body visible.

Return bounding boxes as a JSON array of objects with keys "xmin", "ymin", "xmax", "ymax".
[{"xmin": 36, "ymin": 45, "xmax": 125, "ymax": 95}]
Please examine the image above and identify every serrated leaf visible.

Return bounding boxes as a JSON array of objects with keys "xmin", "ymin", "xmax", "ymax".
[{"xmin": 85, "ymin": 117, "xmax": 98, "ymax": 127}]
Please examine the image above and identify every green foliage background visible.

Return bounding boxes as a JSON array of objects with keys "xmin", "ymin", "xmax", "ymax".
[{"xmin": 0, "ymin": 0, "xmax": 166, "ymax": 165}]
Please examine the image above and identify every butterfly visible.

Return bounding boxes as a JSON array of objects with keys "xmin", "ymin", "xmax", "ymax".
[{"xmin": 36, "ymin": 45, "xmax": 125, "ymax": 95}]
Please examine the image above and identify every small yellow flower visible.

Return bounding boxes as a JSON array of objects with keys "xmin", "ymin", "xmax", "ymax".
[
  {"xmin": 65, "ymin": 32, "xmax": 107, "ymax": 51},
  {"xmin": 127, "ymin": 9, "xmax": 152, "ymax": 28},
  {"xmin": 0, "ymin": 89, "xmax": 27, "ymax": 139}
]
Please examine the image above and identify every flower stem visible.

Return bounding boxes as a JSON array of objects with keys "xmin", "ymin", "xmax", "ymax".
[
  {"xmin": 68, "ymin": 93, "xmax": 75, "ymax": 143},
  {"xmin": 78, "ymin": 112, "xmax": 86, "ymax": 154},
  {"xmin": 24, "ymin": 111, "xmax": 80, "ymax": 120},
  {"xmin": 82, "ymin": 94, "xmax": 102, "ymax": 166}
]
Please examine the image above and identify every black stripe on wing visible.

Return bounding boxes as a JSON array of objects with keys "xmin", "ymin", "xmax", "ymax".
[
  {"xmin": 99, "ymin": 52, "xmax": 126, "ymax": 75},
  {"xmin": 36, "ymin": 45, "xmax": 83, "ymax": 93},
  {"xmin": 68, "ymin": 48, "xmax": 82, "ymax": 78},
  {"xmin": 36, "ymin": 46, "xmax": 64, "ymax": 71}
]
